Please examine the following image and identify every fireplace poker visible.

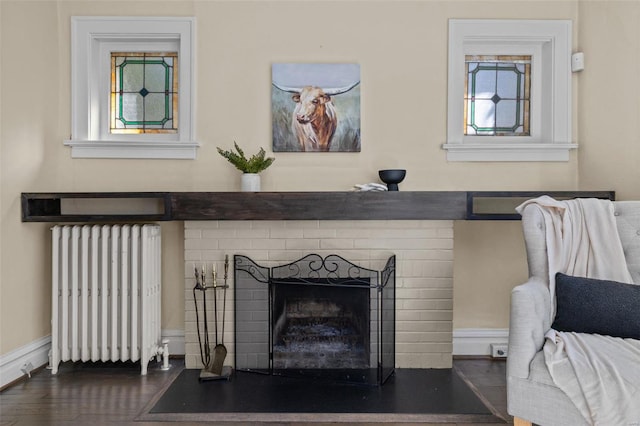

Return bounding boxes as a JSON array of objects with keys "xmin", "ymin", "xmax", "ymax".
[
  {"xmin": 221, "ymin": 255, "xmax": 228, "ymax": 346},
  {"xmin": 193, "ymin": 265, "xmax": 211, "ymax": 369}
]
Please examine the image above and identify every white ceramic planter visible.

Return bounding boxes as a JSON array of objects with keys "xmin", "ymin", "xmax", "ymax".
[{"xmin": 240, "ymin": 173, "xmax": 261, "ymax": 192}]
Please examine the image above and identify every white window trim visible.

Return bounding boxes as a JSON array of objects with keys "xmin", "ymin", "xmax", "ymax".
[
  {"xmin": 65, "ymin": 17, "xmax": 198, "ymax": 159},
  {"xmin": 443, "ymin": 19, "xmax": 577, "ymax": 162}
]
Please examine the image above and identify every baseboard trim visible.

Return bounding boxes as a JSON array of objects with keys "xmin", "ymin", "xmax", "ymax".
[
  {"xmin": 0, "ymin": 335, "xmax": 51, "ymax": 389},
  {"xmin": 162, "ymin": 329, "xmax": 185, "ymax": 356},
  {"xmin": 0, "ymin": 330, "xmax": 185, "ymax": 389},
  {"xmin": 4, "ymin": 329, "xmax": 499, "ymax": 388},
  {"xmin": 453, "ymin": 328, "xmax": 509, "ymax": 356}
]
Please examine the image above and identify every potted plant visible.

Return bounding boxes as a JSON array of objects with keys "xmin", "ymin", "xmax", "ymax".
[{"xmin": 217, "ymin": 142, "xmax": 275, "ymax": 192}]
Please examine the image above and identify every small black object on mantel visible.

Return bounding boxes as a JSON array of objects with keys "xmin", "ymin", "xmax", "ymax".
[{"xmin": 378, "ymin": 169, "xmax": 406, "ymax": 191}]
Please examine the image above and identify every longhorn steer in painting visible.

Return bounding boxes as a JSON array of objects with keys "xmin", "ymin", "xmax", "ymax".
[
  {"xmin": 292, "ymin": 86, "xmax": 337, "ymax": 152},
  {"xmin": 273, "ymin": 82, "xmax": 359, "ymax": 152}
]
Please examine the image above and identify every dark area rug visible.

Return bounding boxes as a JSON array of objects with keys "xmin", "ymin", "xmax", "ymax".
[{"xmin": 139, "ymin": 368, "xmax": 505, "ymax": 423}]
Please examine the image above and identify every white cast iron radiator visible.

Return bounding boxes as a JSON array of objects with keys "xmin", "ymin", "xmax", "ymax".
[{"xmin": 50, "ymin": 224, "xmax": 167, "ymax": 375}]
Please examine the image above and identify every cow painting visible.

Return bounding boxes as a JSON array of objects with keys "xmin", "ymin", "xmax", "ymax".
[
  {"xmin": 273, "ymin": 83, "xmax": 359, "ymax": 152},
  {"xmin": 272, "ymin": 63, "xmax": 361, "ymax": 153}
]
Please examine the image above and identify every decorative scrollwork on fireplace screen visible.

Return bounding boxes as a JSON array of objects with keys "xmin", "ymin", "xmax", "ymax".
[
  {"xmin": 271, "ymin": 254, "xmax": 377, "ymax": 286},
  {"xmin": 234, "ymin": 253, "xmax": 396, "ymax": 386}
]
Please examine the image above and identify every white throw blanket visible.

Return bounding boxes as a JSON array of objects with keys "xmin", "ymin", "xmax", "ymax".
[
  {"xmin": 516, "ymin": 197, "xmax": 640, "ymax": 425},
  {"xmin": 516, "ymin": 196, "xmax": 633, "ymax": 313}
]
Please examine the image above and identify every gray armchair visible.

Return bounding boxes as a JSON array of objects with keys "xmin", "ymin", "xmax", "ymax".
[{"xmin": 507, "ymin": 201, "xmax": 640, "ymax": 426}]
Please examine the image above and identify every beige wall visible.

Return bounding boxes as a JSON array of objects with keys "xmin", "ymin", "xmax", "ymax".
[
  {"xmin": 2, "ymin": 0, "xmax": 638, "ymax": 356},
  {"xmin": 577, "ymin": 1, "xmax": 640, "ymax": 201}
]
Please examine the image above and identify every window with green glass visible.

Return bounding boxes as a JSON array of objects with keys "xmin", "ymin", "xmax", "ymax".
[
  {"xmin": 464, "ymin": 55, "xmax": 531, "ymax": 136},
  {"xmin": 110, "ymin": 52, "xmax": 178, "ymax": 134}
]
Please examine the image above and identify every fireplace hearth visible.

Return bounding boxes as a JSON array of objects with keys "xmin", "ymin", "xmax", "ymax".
[{"xmin": 234, "ymin": 254, "xmax": 395, "ymax": 385}]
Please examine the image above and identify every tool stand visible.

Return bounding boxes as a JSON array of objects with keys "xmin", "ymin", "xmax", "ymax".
[{"xmin": 193, "ymin": 261, "xmax": 233, "ymax": 382}]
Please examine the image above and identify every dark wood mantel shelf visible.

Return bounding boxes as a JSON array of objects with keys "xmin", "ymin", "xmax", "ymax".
[
  {"xmin": 21, "ymin": 191, "xmax": 615, "ymax": 223},
  {"xmin": 171, "ymin": 191, "xmax": 468, "ymax": 221}
]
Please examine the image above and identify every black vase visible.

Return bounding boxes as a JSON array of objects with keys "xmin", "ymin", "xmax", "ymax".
[{"xmin": 378, "ymin": 169, "xmax": 406, "ymax": 191}]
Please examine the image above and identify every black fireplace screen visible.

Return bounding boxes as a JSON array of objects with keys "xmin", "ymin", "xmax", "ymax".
[{"xmin": 234, "ymin": 253, "xmax": 395, "ymax": 385}]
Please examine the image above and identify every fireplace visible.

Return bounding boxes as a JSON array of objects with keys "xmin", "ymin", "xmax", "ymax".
[
  {"xmin": 234, "ymin": 254, "xmax": 395, "ymax": 385},
  {"xmin": 183, "ymin": 219, "xmax": 455, "ymax": 371}
]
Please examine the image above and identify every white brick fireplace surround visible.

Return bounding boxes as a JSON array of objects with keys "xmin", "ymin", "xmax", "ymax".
[{"xmin": 184, "ymin": 219, "xmax": 453, "ymax": 370}]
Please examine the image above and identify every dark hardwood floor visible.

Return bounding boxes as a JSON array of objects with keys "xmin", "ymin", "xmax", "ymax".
[{"xmin": 0, "ymin": 358, "xmax": 512, "ymax": 425}]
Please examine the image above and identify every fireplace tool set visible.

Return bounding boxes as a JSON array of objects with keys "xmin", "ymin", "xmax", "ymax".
[{"xmin": 193, "ymin": 255, "xmax": 232, "ymax": 381}]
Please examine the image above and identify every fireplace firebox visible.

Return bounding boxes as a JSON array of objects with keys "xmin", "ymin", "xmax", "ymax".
[{"xmin": 234, "ymin": 254, "xmax": 395, "ymax": 385}]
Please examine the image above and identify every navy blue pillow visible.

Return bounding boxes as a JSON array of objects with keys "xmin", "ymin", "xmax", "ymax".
[{"xmin": 552, "ymin": 272, "xmax": 640, "ymax": 340}]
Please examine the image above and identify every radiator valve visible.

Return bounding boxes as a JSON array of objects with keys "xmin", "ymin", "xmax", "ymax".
[{"xmin": 157, "ymin": 339, "xmax": 171, "ymax": 370}]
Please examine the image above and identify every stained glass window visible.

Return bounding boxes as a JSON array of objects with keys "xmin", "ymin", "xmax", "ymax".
[
  {"xmin": 464, "ymin": 55, "xmax": 531, "ymax": 136},
  {"xmin": 110, "ymin": 52, "xmax": 178, "ymax": 134}
]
